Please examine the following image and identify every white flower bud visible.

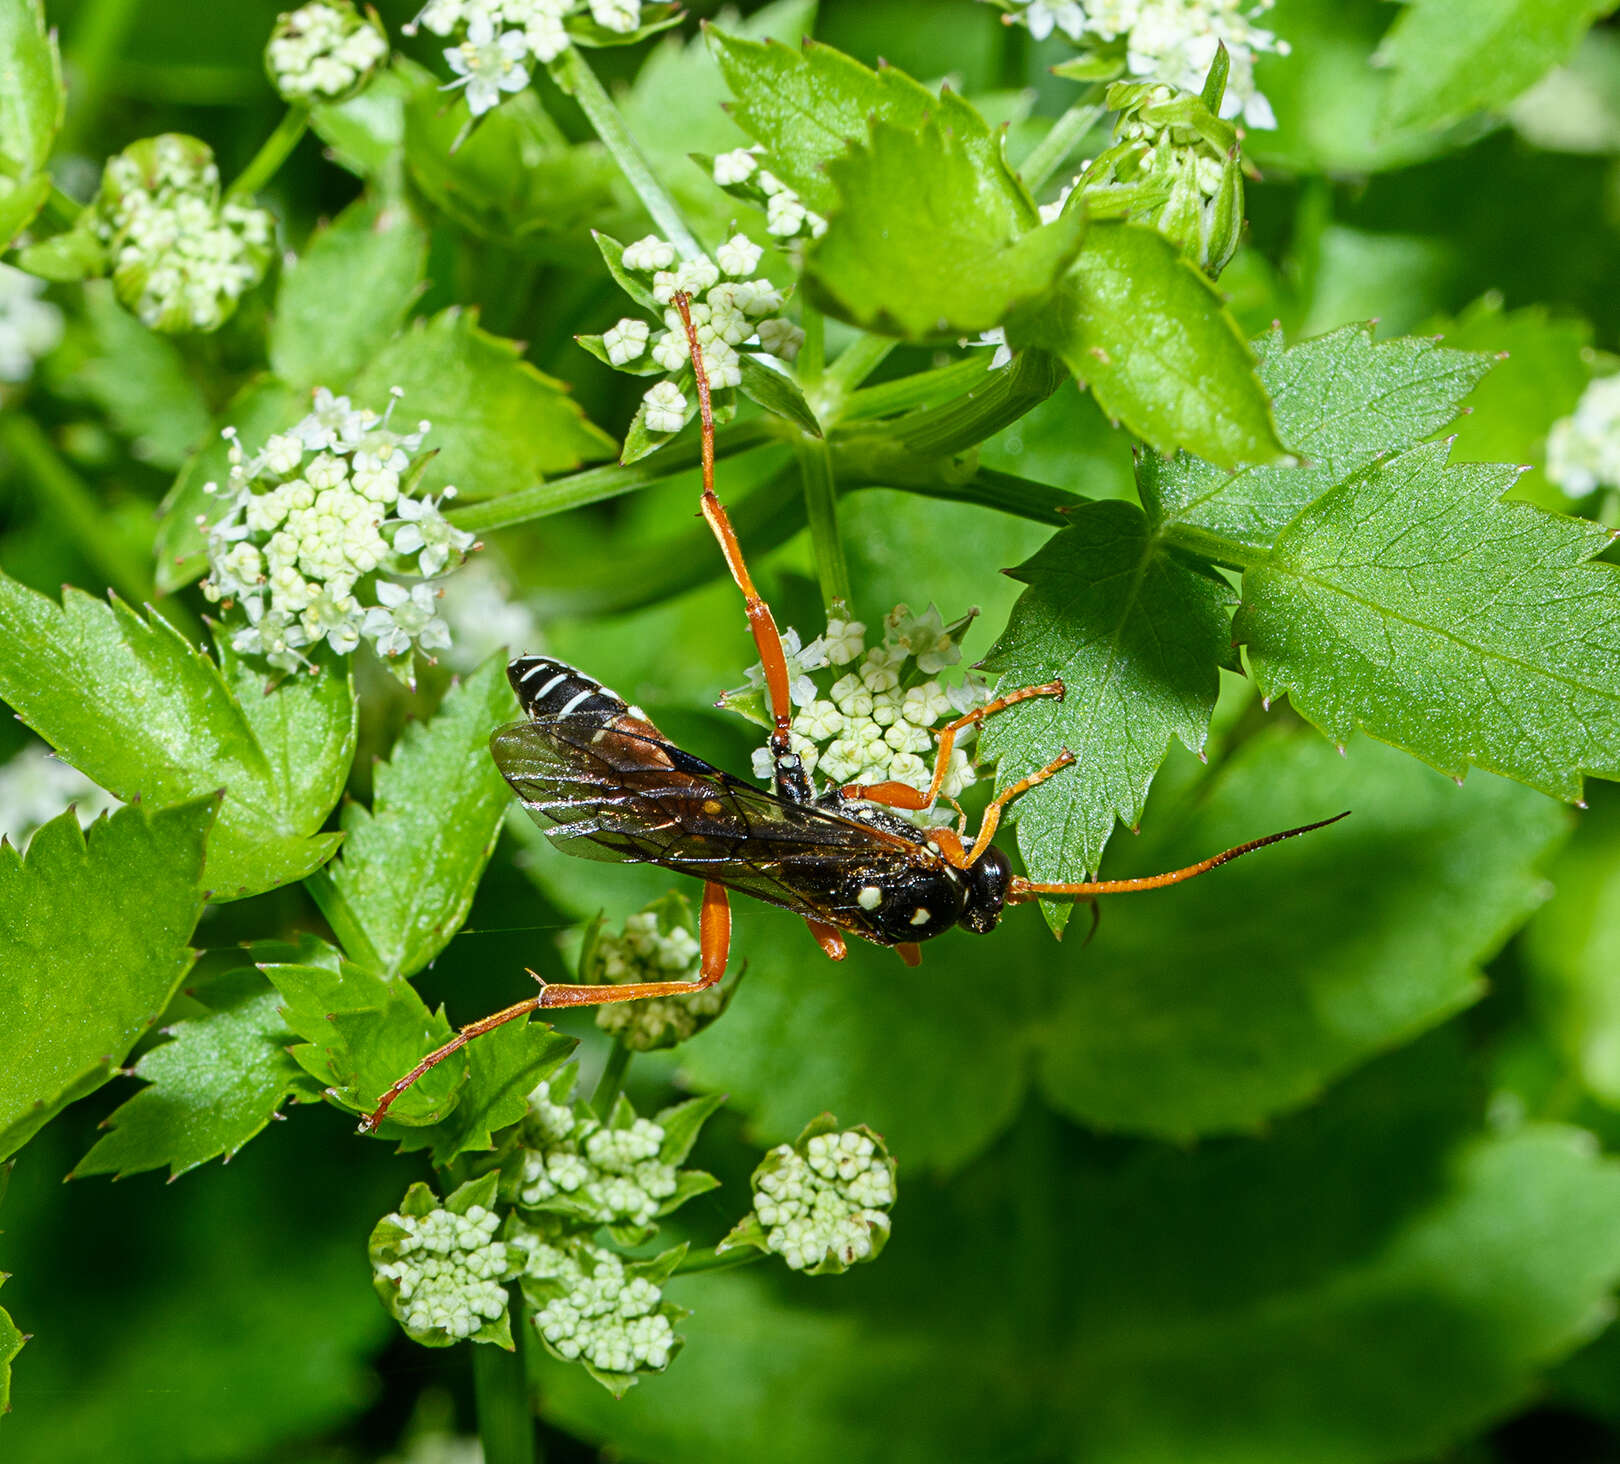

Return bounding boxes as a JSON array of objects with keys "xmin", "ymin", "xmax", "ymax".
[
  {"xmin": 642, "ymin": 380, "xmax": 688, "ymax": 434},
  {"xmin": 713, "ymin": 147, "xmax": 759, "ymax": 186},
  {"xmin": 716, "ymin": 233, "xmax": 764, "ymax": 277},
  {"xmin": 622, "ymin": 235, "xmax": 677, "ymax": 272},
  {"xmin": 603, "ymin": 316, "xmax": 650, "ymax": 366}
]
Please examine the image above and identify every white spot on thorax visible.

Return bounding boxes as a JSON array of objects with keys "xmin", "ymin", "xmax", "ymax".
[
  {"xmin": 910, "ymin": 907, "xmax": 931, "ymax": 926},
  {"xmin": 857, "ymin": 885, "xmax": 882, "ymax": 911}
]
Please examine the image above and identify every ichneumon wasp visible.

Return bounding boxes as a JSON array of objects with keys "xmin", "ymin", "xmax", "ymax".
[{"xmin": 360, "ymin": 294, "xmax": 1347, "ymax": 1132}]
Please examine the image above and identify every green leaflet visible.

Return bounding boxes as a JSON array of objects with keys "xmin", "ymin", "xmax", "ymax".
[
  {"xmin": 1009, "ymin": 222, "xmax": 1289, "ymax": 469},
  {"xmin": 1237, "ymin": 442, "xmax": 1620, "ymax": 801},
  {"xmin": 0, "ymin": 573, "xmax": 352, "ymax": 897},
  {"xmin": 71, "ymin": 969, "xmax": 321, "ymax": 1180},
  {"xmin": 0, "ymin": 0, "xmax": 63, "ymax": 176},
  {"xmin": 1138, "ymin": 322, "xmax": 1490, "ymax": 549},
  {"xmin": 308, "ymin": 655, "xmax": 514, "ymax": 979},
  {"xmin": 0, "ymin": 800, "xmax": 214, "ymax": 1161}
]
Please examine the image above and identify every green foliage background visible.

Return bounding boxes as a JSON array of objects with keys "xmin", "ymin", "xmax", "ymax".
[{"xmin": 3, "ymin": 0, "xmax": 1620, "ymax": 1460}]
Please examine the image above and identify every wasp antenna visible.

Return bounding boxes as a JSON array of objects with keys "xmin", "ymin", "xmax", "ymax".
[{"xmin": 1008, "ymin": 811, "xmax": 1350, "ymax": 900}]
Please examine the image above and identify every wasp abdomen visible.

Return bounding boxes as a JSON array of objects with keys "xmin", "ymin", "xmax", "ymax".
[{"xmin": 509, "ymin": 656, "xmax": 627, "ymax": 722}]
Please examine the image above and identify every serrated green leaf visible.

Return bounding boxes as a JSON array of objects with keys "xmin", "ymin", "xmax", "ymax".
[
  {"xmin": 77, "ymin": 282, "xmax": 212, "ymax": 471},
  {"xmin": 270, "ymin": 193, "xmax": 427, "ymax": 391},
  {"xmin": 308, "ymin": 59, "xmax": 409, "ymax": 177},
  {"xmin": 350, "ymin": 308, "xmax": 616, "ymax": 502},
  {"xmin": 13, "ymin": 220, "xmax": 104, "ymax": 281},
  {"xmin": 1009, "ymin": 221, "xmax": 1289, "ymax": 469},
  {"xmin": 654, "ymin": 1091, "xmax": 726, "ymax": 1167},
  {"xmin": 71, "ymin": 969, "xmax": 318, "ymax": 1180},
  {"xmin": 308, "ymin": 656, "xmax": 513, "ymax": 979},
  {"xmin": 540, "ymin": 1045, "xmax": 1620, "ymax": 1464},
  {"xmin": 977, "ymin": 500, "xmax": 1235, "ymax": 925},
  {"xmin": 1039, "ymin": 727, "xmax": 1568, "ymax": 1137},
  {"xmin": 736, "ymin": 355, "xmax": 820, "ymax": 435},
  {"xmin": 262, "ymin": 958, "xmax": 466, "ymax": 1128},
  {"xmin": 0, "ymin": 0, "xmax": 63, "ymax": 175},
  {"xmin": 1378, "ymin": 0, "xmax": 1612, "ymax": 133},
  {"xmin": 0, "ymin": 574, "xmax": 352, "ymax": 897},
  {"xmin": 155, "ymin": 375, "xmax": 309, "ymax": 592},
  {"xmin": 1428, "ymin": 294, "xmax": 1594, "ymax": 510},
  {"xmin": 1236, "ymin": 442, "xmax": 1620, "ymax": 801},
  {"xmin": 0, "ymin": 1270, "xmax": 19, "ymax": 1413},
  {"xmin": 0, "ymin": 800, "xmax": 213, "ymax": 1161},
  {"xmin": 707, "ymin": 30, "xmax": 999, "ymax": 217},
  {"xmin": 808, "ymin": 116, "xmax": 1084, "ymax": 340},
  {"xmin": 1141, "ymin": 322, "xmax": 1494, "ymax": 553},
  {"xmin": 0, "ymin": 171, "xmax": 48, "ymax": 250}
]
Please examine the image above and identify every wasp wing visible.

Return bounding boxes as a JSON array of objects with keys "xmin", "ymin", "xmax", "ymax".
[{"xmin": 490, "ymin": 713, "xmax": 921, "ymax": 920}]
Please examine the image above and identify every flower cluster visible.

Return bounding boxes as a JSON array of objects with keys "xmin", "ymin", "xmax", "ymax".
[
  {"xmin": 88, "ymin": 135, "xmax": 274, "ymax": 333},
  {"xmin": 710, "ymin": 147, "xmax": 828, "ymax": 242},
  {"xmin": 0, "ymin": 744, "xmax": 120, "ymax": 845},
  {"xmin": 1547, "ymin": 375, "xmax": 1620, "ymax": 498},
  {"xmin": 1078, "ymin": 78, "xmax": 1244, "ymax": 275},
  {"xmin": 513, "ymin": 1065, "xmax": 717, "ymax": 1238},
  {"xmin": 996, "ymin": 0, "xmax": 1288, "ymax": 130},
  {"xmin": 722, "ymin": 605, "xmax": 990, "ymax": 812},
  {"xmin": 591, "ymin": 232, "xmax": 802, "ymax": 441},
  {"xmin": 720, "ymin": 1119, "xmax": 897, "ymax": 1275},
  {"xmin": 266, "ymin": 1, "xmax": 389, "ymax": 103},
  {"xmin": 372, "ymin": 1199, "xmax": 511, "ymax": 1343},
  {"xmin": 526, "ymin": 1239, "xmax": 680, "ymax": 1376},
  {"xmin": 409, "ymin": 1, "xmax": 646, "ymax": 116},
  {"xmin": 199, "ymin": 387, "xmax": 476, "ymax": 679},
  {"xmin": 581, "ymin": 897, "xmax": 731, "ymax": 1051},
  {"xmin": 0, "ymin": 264, "xmax": 64, "ymax": 384}
]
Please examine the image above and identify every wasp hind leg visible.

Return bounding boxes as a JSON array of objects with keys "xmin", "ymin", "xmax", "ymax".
[{"xmin": 360, "ymin": 883, "xmax": 733, "ymax": 1133}]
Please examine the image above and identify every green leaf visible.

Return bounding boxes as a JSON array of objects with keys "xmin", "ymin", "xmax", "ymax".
[
  {"xmin": 1378, "ymin": 0, "xmax": 1613, "ymax": 132},
  {"xmin": 1008, "ymin": 221, "xmax": 1289, "ymax": 469},
  {"xmin": 155, "ymin": 375, "xmax": 309, "ymax": 592},
  {"xmin": 1235, "ymin": 442, "xmax": 1620, "ymax": 801},
  {"xmin": 1039, "ymin": 726, "xmax": 1568, "ymax": 1137},
  {"xmin": 1428, "ymin": 294, "xmax": 1595, "ymax": 510},
  {"xmin": 0, "ymin": 800, "xmax": 214, "ymax": 1161},
  {"xmin": 0, "ymin": 572, "xmax": 352, "ymax": 897},
  {"xmin": 308, "ymin": 59, "xmax": 409, "ymax": 177},
  {"xmin": 0, "ymin": 171, "xmax": 48, "ymax": 250},
  {"xmin": 1140, "ymin": 323, "xmax": 1494, "ymax": 554},
  {"xmin": 0, "ymin": 0, "xmax": 63, "ymax": 174},
  {"xmin": 77, "ymin": 281, "xmax": 212, "ymax": 471},
  {"xmin": 808, "ymin": 116, "xmax": 1085, "ymax": 340},
  {"xmin": 539, "ymin": 1047, "xmax": 1620, "ymax": 1464},
  {"xmin": 307, "ymin": 656, "xmax": 515, "ymax": 979},
  {"xmin": 349, "ymin": 308, "xmax": 616, "ymax": 502},
  {"xmin": 12, "ymin": 220, "xmax": 104, "ymax": 281},
  {"xmin": 736, "ymin": 355, "xmax": 821, "ymax": 436},
  {"xmin": 269, "ymin": 192, "xmax": 427, "ymax": 392},
  {"xmin": 262, "ymin": 957, "xmax": 467, "ymax": 1128},
  {"xmin": 976, "ymin": 500, "xmax": 1235, "ymax": 923},
  {"xmin": 707, "ymin": 30, "xmax": 997, "ymax": 217},
  {"xmin": 0, "ymin": 1267, "xmax": 18, "ymax": 1414},
  {"xmin": 71, "ymin": 969, "xmax": 319, "ymax": 1180}
]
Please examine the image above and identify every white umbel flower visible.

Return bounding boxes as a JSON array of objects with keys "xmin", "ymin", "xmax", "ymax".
[
  {"xmin": 0, "ymin": 264, "xmax": 63, "ymax": 382},
  {"xmin": 266, "ymin": 1, "xmax": 389, "ymax": 103},
  {"xmin": 641, "ymin": 380, "xmax": 688, "ymax": 434},
  {"xmin": 602, "ymin": 316, "xmax": 649, "ymax": 365},
  {"xmin": 1547, "ymin": 375, "xmax": 1620, "ymax": 497},
  {"xmin": 712, "ymin": 148, "xmax": 759, "ymax": 186},
  {"xmin": 587, "ymin": 0, "xmax": 641, "ymax": 32},
  {"xmin": 589, "ymin": 904, "xmax": 729, "ymax": 1050},
  {"xmin": 443, "ymin": 15, "xmax": 530, "ymax": 116},
  {"xmin": 373, "ymin": 1203, "xmax": 510, "ymax": 1342},
  {"xmin": 530, "ymin": 1243, "xmax": 678, "ymax": 1375}
]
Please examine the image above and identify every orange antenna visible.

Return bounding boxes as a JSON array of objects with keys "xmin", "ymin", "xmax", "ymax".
[{"xmin": 1007, "ymin": 812, "xmax": 1350, "ymax": 901}]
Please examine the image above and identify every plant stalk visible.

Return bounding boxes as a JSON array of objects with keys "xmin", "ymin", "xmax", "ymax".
[
  {"xmin": 1019, "ymin": 99, "xmax": 1105, "ymax": 196},
  {"xmin": 824, "ymin": 334, "xmax": 895, "ymax": 395},
  {"xmin": 592, "ymin": 1041, "xmax": 632, "ymax": 1118},
  {"xmin": 558, "ymin": 49, "xmax": 701, "ymax": 260},
  {"xmin": 226, "ymin": 110, "xmax": 310, "ymax": 201},
  {"xmin": 674, "ymin": 1244, "xmax": 768, "ymax": 1276},
  {"xmin": 473, "ymin": 1292, "xmax": 538, "ymax": 1464},
  {"xmin": 797, "ymin": 437, "xmax": 851, "ymax": 613}
]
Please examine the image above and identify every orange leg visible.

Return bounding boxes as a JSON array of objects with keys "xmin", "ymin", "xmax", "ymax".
[
  {"xmin": 1007, "ymin": 812, "xmax": 1351, "ymax": 901},
  {"xmin": 360, "ymin": 883, "xmax": 732, "ymax": 1133},
  {"xmin": 805, "ymin": 917, "xmax": 847, "ymax": 960},
  {"xmin": 840, "ymin": 680, "xmax": 1066, "ymax": 816},
  {"xmin": 671, "ymin": 292, "xmax": 797, "ymax": 769},
  {"xmin": 894, "ymin": 943, "xmax": 922, "ymax": 968},
  {"xmin": 964, "ymin": 751, "xmax": 1076, "ymax": 866}
]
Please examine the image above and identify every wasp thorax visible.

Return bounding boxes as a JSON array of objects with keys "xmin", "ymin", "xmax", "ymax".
[{"xmin": 958, "ymin": 845, "xmax": 1012, "ymax": 935}]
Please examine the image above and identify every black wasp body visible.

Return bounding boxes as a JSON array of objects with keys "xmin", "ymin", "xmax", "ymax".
[{"xmin": 490, "ymin": 655, "xmax": 1013, "ymax": 950}]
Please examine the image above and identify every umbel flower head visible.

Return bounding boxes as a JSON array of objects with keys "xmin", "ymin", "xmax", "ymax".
[
  {"xmin": 266, "ymin": 1, "xmax": 390, "ymax": 104},
  {"xmin": 719, "ymin": 1115, "xmax": 898, "ymax": 1275},
  {"xmin": 199, "ymin": 386, "xmax": 477, "ymax": 680},
  {"xmin": 720, "ymin": 604, "xmax": 990, "ymax": 818},
  {"xmin": 88, "ymin": 135, "xmax": 274, "ymax": 333},
  {"xmin": 584, "ymin": 232, "xmax": 801, "ymax": 448},
  {"xmin": 371, "ymin": 1175, "xmax": 516, "ymax": 1347},
  {"xmin": 580, "ymin": 893, "xmax": 735, "ymax": 1051},
  {"xmin": 0, "ymin": 263, "xmax": 63, "ymax": 384},
  {"xmin": 993, "ymin": 0, "xmax": 1288, "ymax": 130},
  {"xmin": 708, "ymin": 146, "xmax": 828, "ymax": 242},
  {"xmin": 1547, "ymin": 375, "xmax": 1620, "ymax": 499},
  {"xmin": 511, "ymin": 1064, "xmax": 722, "ymax": 1244}
]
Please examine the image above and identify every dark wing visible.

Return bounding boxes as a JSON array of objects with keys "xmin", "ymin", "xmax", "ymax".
[{"xmin": 489, "ymin": 712, "xmax": 925, "ymax": 921}]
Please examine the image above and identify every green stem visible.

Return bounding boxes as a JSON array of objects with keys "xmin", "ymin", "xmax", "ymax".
[
  {"xmin": 1019, "ymin": 99, "xmax": 1105, "ymax": 196},
  {"xmin": 59, "ymin": 0, "xmax": 142, "ymax": 152},
  {"xmin": 824, "ymin": 334, "xmax": 896, "ymax": 394},
  {"xmin": 1157, "ymin": 519, "xmax": 1262, "ymax": 573},
  {"xmin": 840, "ymin": 356, "xmax": 993, "ymax": 423},
  {"xmin": 798, "ymin": 305, "xmax": 826, "ymax": 386},
  {"xmin": 41, "ymin": 185, "xmax": 83, "ymax": 229},
  {"xmin": 674, "ymin": 1244, "xmax": 769, "ymax": 1277},
  {"xmin": 0, "ymin": 414, "xmax": 166, "ymax": 612},
  {"xmin": 592, "ymin": 1042, "xmax": 632, "ymax": 1118},
  {"xmin": 473, "ymin": 1293, "xmax": 538, "ymax": 1464},
  {"xmin": 226, "ymin": 110, "xmax": 309, "ymax": 201},
  {"xmin": 559, "ymin": 49, "xmax": 701, "ymax": 260},
  {"xmin": 797, "ymin": 438, "xmax": 850, "ymax": 613}
]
